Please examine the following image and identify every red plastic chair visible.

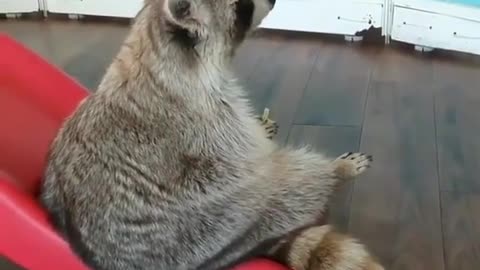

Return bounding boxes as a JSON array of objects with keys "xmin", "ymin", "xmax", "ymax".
[{"xmin": 0, "ymin": 34, "xmax": 288, "ymax": 270}]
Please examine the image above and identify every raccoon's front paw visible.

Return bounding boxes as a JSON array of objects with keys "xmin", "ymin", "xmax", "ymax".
[
  {"xmin": 256, "ymin": 108, "xmax": 279, "ymax": 140},
  {"xmin": 332, "ymin": 152, "xmax": 372, "ymax": 180},
  {"xmin": 260, "ymin": 118, "xmax": 279, "ymax": 139}
]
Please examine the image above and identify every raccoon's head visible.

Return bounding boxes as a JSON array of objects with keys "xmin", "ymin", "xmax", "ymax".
[{"xmin": 148, "ymin": 0, "xmax": 275, "ymax": 52}]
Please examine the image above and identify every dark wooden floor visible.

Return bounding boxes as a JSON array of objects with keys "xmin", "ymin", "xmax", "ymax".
[{"xmin": 2, "ymin": 19, "xmax": 480, "ymax": 270}]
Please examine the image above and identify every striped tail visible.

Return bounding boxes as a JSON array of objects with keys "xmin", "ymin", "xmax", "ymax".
[{"xmin": 270, "ymin": 225, "xmax": 384, "ymax": 270}]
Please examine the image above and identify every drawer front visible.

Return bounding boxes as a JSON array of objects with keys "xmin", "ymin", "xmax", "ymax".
[
  {"xmin": 261, "ymin": 0, "xmax": 383, "ymax": 35},
  {"xmin": 0, "ymin": 0, "xmax": 39, "ymax": 13},
  {"xmin": 46, "ymin": 0, "xmax": 143, "ymax": 18},
  {"xmin": 391, "ymin": 6, "xmax": 480, "ymax": 55}
]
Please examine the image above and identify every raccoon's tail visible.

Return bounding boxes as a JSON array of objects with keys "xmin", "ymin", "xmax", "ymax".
[{"xmin": 269, "ymin": 225, "xmax": 384, "ymax": 270}]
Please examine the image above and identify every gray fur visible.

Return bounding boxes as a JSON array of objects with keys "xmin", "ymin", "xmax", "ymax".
[{"xmin": 40, "ymin": 1, "xmax": 371, "ymax": 269}]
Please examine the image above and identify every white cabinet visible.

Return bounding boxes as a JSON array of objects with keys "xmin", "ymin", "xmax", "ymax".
[
  {"xmin": 5, "ymin": 1, "xmax": 480, "ymax": 56},
  {"xmin": 261, "ymin": 0, "xmax": 384, "ymax": 36},
  {"xmin": 43, "ymin": 0, "xmax": 385, "ymax": 38},
  {"xmin": 0, "ymin": 0, "xmax": 39, "ymax": 14},
  {"xmin": 45, "ymin": 0, "xmax": 143, "ymax": 18},
  {"xmin": 390, "ymin": 0, "xmax": 480, "ymax": 55}
]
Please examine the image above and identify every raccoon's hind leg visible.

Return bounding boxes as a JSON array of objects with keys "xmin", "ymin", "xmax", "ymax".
[
  {"xmin": 269, "ymin": 225, "xmax": 384, "ymax": 270},
  {"xmin": 263, "ymin": 152, "xmax": 377, "ymax": 270},
  {"xmin": 256, "ymin": 108, "xmax": 279, "ymax": 139}
]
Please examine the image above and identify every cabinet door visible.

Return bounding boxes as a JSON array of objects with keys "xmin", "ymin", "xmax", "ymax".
[
  {"xmin": 46, "ymin": 0, "xmax": 143, "ymax": 18},
  {"xmin": 391, "ymin": 6, "xmax": 480, "ymax": 55},
  {"xmin": 0, "ymin": 0, "xmax": 39, "ymax": 14}
]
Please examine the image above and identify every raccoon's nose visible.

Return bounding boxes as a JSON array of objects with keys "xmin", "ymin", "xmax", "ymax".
[{"xmin": 268, "ymin": 0, "xmax": 276, "ymax": 7}]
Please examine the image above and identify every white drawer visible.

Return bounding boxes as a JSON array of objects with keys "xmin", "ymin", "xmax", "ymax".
[
  {"xmin": 261, "ymin": 0, "xmax": 383, "ymax": 35},
  {"xmin": 46, "ymin": 0, "xmax": 143, "ymax": 18},
  {"xmin": 391, "ymin": 6, "xmax": 480, "ymax": 55},
  {"xmin": 0, "ymin": 0, "xmax": 39, "ymax": 13}
]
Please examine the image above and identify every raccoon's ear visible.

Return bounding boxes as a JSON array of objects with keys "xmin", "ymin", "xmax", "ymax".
[
  {"xmin": 164, "ymin": 0, "xmax": 191, "ymax": 21},
  {"xmin": 163, "ymin": 0, "xmax": 207, "ymax": 27}
]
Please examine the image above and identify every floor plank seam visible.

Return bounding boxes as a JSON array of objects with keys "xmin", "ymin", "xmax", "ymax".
[
  {"xmin": 285, "ymin": 51, "xmax": 321, "ymax": 144},
  {"xmin": 290, "ymin": 123, "xmax": 360, "ymax": 128},
  {"xmin": 433, "ymin": 93, "xmax": 448, "ymax": 269},
  {"xmin": 346, "ymin": 69, "xmax": 373, "ymax": 232}
]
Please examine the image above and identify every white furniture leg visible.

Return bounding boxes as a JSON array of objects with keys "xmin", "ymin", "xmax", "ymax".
[
  {"xmin": 5, "ymin": 13, "xmax": 22, "ymax": 19},
  {"xmin": 344, "ymin": 35, "xmax": 364, "ymax": 42},
  {"xmin": 67, "ymin": 14, "xmax": 84, "ymax": 20},
  {"xmin": 414, "ymin": 45, "xmax": 434, "ymax": 53}
]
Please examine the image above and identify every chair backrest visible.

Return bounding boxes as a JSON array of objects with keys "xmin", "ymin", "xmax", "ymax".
[{"xmin": 0, "ymin": 35, "xmax": 89, "ymax": 196}]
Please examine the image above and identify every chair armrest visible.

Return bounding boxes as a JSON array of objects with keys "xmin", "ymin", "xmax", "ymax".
[
  {"xmin": 0, "ymin": 178, "xmax": 89, "ymax": 270},
  {"xmin": 0, "ymin": 35, "xmax": 89, "ymax": 195},
  {"xmin": 232, "ymin": 259, "xmax": 289, "ymax": 270}
]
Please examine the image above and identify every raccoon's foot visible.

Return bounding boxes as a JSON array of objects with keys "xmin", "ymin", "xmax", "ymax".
[
  {"xmin": 272, "ymin": 225, "xmax": 384, "ymax": 270},
  {"xmin": 257, "ymin": 108, "xmax": 279, "ymax": 139},
  {"xmin": 331, "ymin": 152, "xmax": 372, "ymax": 180}
]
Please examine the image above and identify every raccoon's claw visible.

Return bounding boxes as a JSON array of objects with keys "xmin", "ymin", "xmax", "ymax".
[
  {"xmin": 332, "ymin": 152, "xmax": 373, "ymax": 180},
  {"xmin": 264, "ymin": 121, "xmax": 279, "ymax": 139},
  {"xmin": 257, "ymin": 108, "xmax": 279, "ymax": 140}
]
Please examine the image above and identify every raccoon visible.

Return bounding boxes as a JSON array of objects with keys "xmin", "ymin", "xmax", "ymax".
[{"xmin": 40, "ymin": 0, "xmax": 382, "ymax": 270}]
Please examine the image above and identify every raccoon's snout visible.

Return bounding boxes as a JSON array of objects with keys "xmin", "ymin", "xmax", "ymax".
[{"xmin": 268, "ymin": 0, "xmax": 276, "ymax": 7}]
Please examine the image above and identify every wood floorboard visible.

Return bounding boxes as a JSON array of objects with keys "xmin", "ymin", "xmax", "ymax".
[
  {"xmin": 294, "ymin": 43, "xmax": 378, "ymax": 126},
  {"xmin": 433, "ymin": 56, "xmax": 480, "ymax": 270},
  {"xmin": 0, "ymin": 20, "xmax": 129, "ymax": 91},
  {"xmin": 372, "ymin": 44, "xmax": 434, "ymax": 84},
  {"xmin": 287, "ymin": 125, "xmax": 361, "ymax": 232},
  {"xmin": 241, "ymin": 33, "xmax": 320, "ymax": 144},
  {"xmin": 233, "ymin": 31, "xmax": 284, "ymax": 82},
  {"xmin": 433, "ymin": 58, "xmax": 480, "ymax": 193},
  {"xmin": 61, "ymin": 24, "xmax": 128, "ymax": 90},
  {"xmin": 441, "ymin": 191, "xmax": 480, "ymax": 270},
  {"xmin": 0, "ymin": 20, "xmax": 55, "ymax": 62},
  {"xmin": 349, "ymin": 81, "xmax": 445, "ymax": 270},
  {"xmin": 434, "ymin": 86, "xmax": 480, "ymax": 193}
]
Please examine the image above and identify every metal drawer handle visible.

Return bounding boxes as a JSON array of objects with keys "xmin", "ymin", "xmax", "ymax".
[
  {"xmin": 337, "ymin": 16, "xmax": 373, "ymax": 24},
  {"xmin": 402, "ymin": 22, "xmax": 432, "ymax": 29},
  {"xmin": 453, "ymin": 32, "xmax": 480, "ymax": 40}
]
